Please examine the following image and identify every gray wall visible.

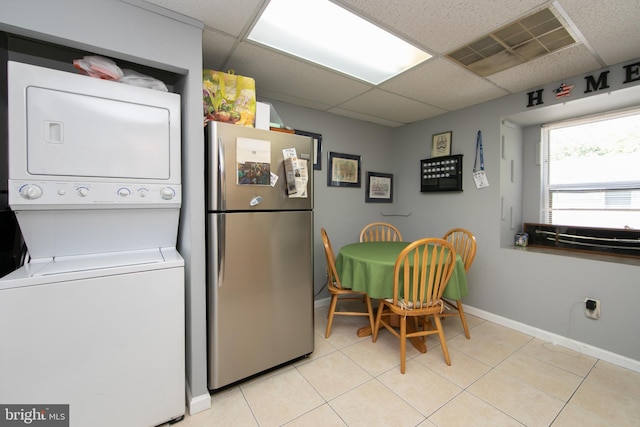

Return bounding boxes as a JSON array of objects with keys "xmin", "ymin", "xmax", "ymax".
[
  {"xmin": 268, "ymin": 59, "xmax": 640, "ymax": 367},
  {"xmin": 393, "ymin": 65, "xmax": 640, "ymax": 364}
]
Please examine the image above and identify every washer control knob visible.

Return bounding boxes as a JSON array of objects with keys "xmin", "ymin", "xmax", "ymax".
[
  {"xmin": 77, "ymin": 187, "xmax": 89, "ymax": 197},
  {"xmin": 138, "ymin": 188, "xmax": 149, "ymax": 198},
  {"xmin": 20, "ymin": 184, "xmax": 43, "ymax": 200},
  {"xmin": 118, "ymin": 187, "xmax": 131, "ymax": 197},
  {"xmin": 160, "ymin": 187, "xmax": 175, "ymax": 200}
]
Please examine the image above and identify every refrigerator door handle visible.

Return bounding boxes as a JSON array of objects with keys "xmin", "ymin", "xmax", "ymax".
[
  {"xmin": 217, "ymin": 214, "xmax": 225, "ymax": 286},
  {"xmin": 218, "ymin": 136, "xmax": 226, "ymax": 211}
]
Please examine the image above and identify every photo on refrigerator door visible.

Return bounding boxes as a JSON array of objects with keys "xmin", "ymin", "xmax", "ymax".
[{"xmin": 237, "ymin": 137, "xmax": 271, "ymax": 185}]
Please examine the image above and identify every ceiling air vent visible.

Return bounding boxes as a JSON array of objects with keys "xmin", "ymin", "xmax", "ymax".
[{"xmin": 446, "ymin": 7, "xmax": 577, "ymax": 77}]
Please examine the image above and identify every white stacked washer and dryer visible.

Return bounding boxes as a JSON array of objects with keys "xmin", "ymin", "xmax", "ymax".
[{"xmin": 0, "ymin": 61, "xmax": 185, "ymax": 426}]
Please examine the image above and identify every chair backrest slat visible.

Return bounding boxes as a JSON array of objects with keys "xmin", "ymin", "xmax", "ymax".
[
  {"xmin": 360, "ymin": 222, "xmax": 403, "ymax": 242},
  {"xmin": 443, "ymin": 228, "xmax": 477, "ymax": 272},
  {"xmin": 392, "ymin": 238, "xmax": 456, "ymax": 310},
  {"xmin": 321, "ymin": 228, "xmax": 343, "ymax": 290}
]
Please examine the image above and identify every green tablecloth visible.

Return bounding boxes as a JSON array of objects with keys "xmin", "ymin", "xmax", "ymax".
[{"xmin": 335, "ymin": 241, "xmax": 468, "ymax": 300}]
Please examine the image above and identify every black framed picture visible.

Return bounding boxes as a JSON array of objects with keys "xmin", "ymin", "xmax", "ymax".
[
  {"xmin": 431, "ymin": 131, "xmax": 452, "ymax": 157},
  {"xmin": 365, "ymin": 172, "xmax": 393, "ymax": 203},
  {"xmin": 294, "ymin": 129, "xmax": 322, "ymax": 170},
  {"xmin": 327, "ymin": 151, "xmax": 361, "ymax": 187}
]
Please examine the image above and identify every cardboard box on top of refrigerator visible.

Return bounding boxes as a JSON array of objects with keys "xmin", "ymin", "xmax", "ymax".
[{"xmin": 203, "ymin": 70, "xmax": 256, "ymax": 127}]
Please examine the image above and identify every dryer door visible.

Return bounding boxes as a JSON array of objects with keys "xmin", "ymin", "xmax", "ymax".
[{"xmin": 26, "ymin": 87, "xmax": 170, "ymax": 180}]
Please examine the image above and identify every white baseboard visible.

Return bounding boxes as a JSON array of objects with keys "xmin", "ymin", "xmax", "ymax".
[
  {"xmin": 186, "ymin": 382, "xmax": 211, "ymax": 415},
  {"xmin": 463, "ymin": 305, "xmax": 640, "ymax": 374},
  {"xmin": 313, "ymin": 297, "xmax": 640, "ymax": 373},
  {"xmin": 314, "ymin": 296, "xmax": 331, "ymax": 309}
]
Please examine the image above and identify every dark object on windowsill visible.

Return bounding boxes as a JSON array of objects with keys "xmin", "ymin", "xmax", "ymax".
[{"xmin": 523, "ymin": 223, "xmax": 640, "ymax": 259}]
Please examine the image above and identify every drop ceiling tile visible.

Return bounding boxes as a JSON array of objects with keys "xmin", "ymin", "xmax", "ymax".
[
  {"xmin": 202, "ymin": 30, "xmax": 236, "ymax": 70},
  {"xmin": 487, "ymin": 44, "xmax": 602, "ymax": 93},
  {"xmin": 557, "ymin": 0, "xmax": 640, "ymax": 66},
  {"xmin": 226, "ymin": 42, "xmax": 372, "ymax": 107},
  {"xmin": 257, "ymin": 88, "xmax": 333, "ymax": 112},
  {"xmin": 141, "ymin": 0, "xmax": 640, "ymax": 127},
  {"xmin": 339, "ymin": 0, "xmax": 548, "ymax": 53},
  {"xmin": 381, "ymin": 58, "xmax": 509, "ymax": 111},
  {"xmin": 337, "ymin": 89, "xmax": 446, "ymax": 124},
  {"xmin": 143, "ymin": 0, "xmax": 263, "ymax": 37},
  {"xmin": 327, "ymin": 107, "xmax": 406, "ymax": 128}
]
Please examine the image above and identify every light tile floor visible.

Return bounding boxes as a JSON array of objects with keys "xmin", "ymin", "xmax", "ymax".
[{"xmin": 171, "ymin": 305, "xmax": 640, "ymax": 427}]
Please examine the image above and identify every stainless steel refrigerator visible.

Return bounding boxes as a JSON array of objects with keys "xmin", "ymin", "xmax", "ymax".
[{"xmin": 206, "ymin": 121, "xmax": 314, "ymax": 390}]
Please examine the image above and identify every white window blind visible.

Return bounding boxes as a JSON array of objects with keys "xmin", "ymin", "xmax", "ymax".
[{"xmin": 542, "ymin": 108, "xmax": 640, "ymax": 229}]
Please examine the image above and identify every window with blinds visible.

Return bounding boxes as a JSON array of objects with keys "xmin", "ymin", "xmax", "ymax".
[{"xmin": 542, "ymin": 108, "xmax": 640, "ymax": 230}]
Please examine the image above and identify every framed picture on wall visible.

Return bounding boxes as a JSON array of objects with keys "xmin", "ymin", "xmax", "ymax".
[
  {"xmin": 365, "ymin": 172, "xmax": 393, "ymax": 203},
  {"xmin": 327, "ymin": 151, "xmax": 361, "ymax": 187},
  {"xmin": 431, "ymin": 131, "xmax": 452, "ymax": 157}
]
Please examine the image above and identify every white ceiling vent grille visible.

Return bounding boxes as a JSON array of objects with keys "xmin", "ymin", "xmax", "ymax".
[{"xmin": 446, "ymin": 7, "xmax": 577, "ymax": 77}]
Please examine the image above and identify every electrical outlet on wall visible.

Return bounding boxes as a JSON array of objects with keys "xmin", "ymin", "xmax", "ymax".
[{"xmin": 585, "ymin": 298, "xmax": 600, "ymax": 320}]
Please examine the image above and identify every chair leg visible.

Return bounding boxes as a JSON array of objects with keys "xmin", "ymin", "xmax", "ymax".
[
  {"xmin": 364, "ymin": 295, "xmax": 375, "ymax": 334},
  {"xmin": 432, "ymin": 314, "xmax": 451, "ymax": 366},
  {"xmin": 412, "ymin": 317, "xmax": 425, "ymax": 342},
  {"xmin": 372, "ymin": 302, "xmax": 385, "ymax": 342},
  {"xmin": 399, "ymin": 315, "xmax": 407, "ymax": 374},
  {"xmin": 325, "ymin": 295, "xmax": 339, "ymax": 338},
  {"xmin": 456, "ymin": 300, "xmax": 470, "ymax": 339}
]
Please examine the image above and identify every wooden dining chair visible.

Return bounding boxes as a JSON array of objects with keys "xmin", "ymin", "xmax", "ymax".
[
  {"xmin": 372, "ymin": 238, "xmax": 457, "ymax": 373},
  {"xmin": 359, "ymin": 222, "xmax": 403, "ymax": 242},
  {"xmin": 321, "ymin": 228, "xmax": 375, "ymax": 339},
  {"xmin": 440, "ymin": 228, "xmax": 477, "ymax": 339}
]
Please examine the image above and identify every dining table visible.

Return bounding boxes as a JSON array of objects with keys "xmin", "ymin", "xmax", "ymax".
[{"xmin": 335, "ymin": 241, "xmax": 469, "ymax": 351}]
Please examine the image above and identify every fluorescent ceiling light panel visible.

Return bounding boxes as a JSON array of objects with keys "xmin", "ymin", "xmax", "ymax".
[{"xmin": 248, "ymin": 0, "xmax": 432, "ymax": 85}]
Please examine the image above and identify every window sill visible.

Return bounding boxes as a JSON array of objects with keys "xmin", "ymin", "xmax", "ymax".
[{"xmin": 512, "ymin": 245, "xmax": 640, "ymax": 267}]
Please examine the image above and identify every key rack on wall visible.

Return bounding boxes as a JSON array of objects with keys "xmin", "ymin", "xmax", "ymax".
[{"xmin": 420, "ymin": 154, "xmax": 463, "ymax": 193}]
